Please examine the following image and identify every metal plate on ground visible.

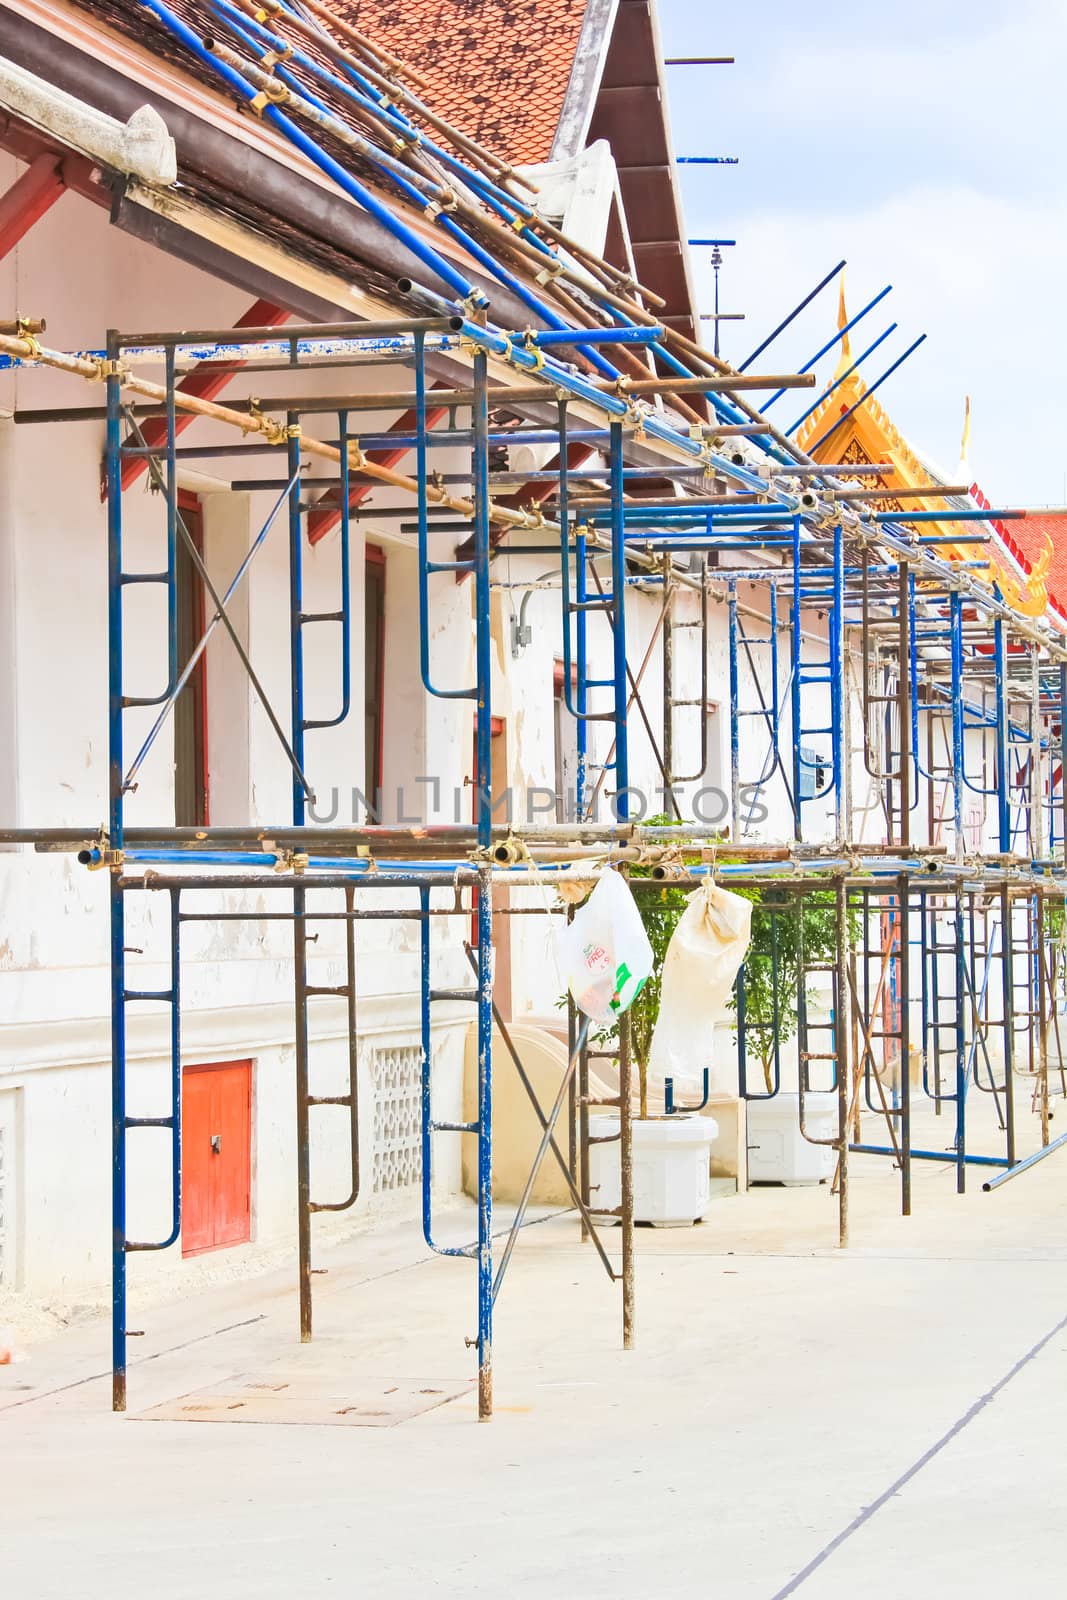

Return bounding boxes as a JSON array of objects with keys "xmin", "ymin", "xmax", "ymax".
[{"xmin": 135, "ymin": 1373, "xmax": 474, "ymax": 1426}]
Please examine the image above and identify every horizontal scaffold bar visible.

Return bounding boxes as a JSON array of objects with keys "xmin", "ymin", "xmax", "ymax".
[{"xmin": 982, "ymin": 1131, "xmax": 1067, "ymax": 1190}]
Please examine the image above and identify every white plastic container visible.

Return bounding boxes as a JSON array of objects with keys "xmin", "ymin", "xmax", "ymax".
[
  {"xmin": 588, "ymin": 1112, "xmax": 718, "ymax": 1227},
  {"xmin": 746, "ymin": 1091, "xmax": 836, "ymax": 1185}
]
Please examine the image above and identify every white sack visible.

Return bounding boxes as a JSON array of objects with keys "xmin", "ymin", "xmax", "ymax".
[
  {"xmin": 557, "ymin": 869, "xmax": 654, "ymax": 1024},
  {"xmin": 647, "ymin": 878, "xmax": 752, "ymax": 1097}
]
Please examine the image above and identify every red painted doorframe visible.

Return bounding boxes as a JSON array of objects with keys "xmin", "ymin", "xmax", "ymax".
[{"xmin": 181, "ymin": 1060, "xmax": 253, "ymax": 1256}]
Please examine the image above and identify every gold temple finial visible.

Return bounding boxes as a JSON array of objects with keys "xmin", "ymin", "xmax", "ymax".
[
  {"xmin": 832, "ymin": 272, "xmax": 852, "ymax": 382},
  {"xmin": 958, "ymin": 394, "xmax": 972, "ymax": 478}
]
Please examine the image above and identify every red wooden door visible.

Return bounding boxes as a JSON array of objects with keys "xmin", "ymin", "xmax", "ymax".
[{"xmin": 181, "ymin": 1061, "xmax": 252, "ymax": 1256}]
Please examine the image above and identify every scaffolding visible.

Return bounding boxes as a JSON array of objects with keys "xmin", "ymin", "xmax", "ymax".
[{"xmin": 3, "ymin": 0, "xmax": 1067, "ymax": 1423}]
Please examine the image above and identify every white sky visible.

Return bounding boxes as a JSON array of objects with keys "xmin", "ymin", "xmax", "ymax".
[{"xmin": 659, "ymin": 0, "xmax": 1067, "ymax": 507}]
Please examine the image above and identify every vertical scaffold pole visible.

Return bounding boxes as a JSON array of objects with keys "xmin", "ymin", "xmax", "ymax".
[
  {"xmin": 1060, "ymin": 665, "xmax": 1067, "ymax": 861},
  {"xmin": 574, "ymin": 532, "xmax": 589, "ymax": 819},
  {"xmin": 836, "ymin": 880, "xmax": 850, "ymax": 1247},
  {"xmin": 105, "ymin": 330, "xmax": 127, "ymax": 1412},
  {"xmin": 994, "ymin": 608, "xmax": 1010, "ymax": 852},
  {"xmin": 1031, "ymin": 648, "xmax": 1045, "ymax": 863},
  {"xmin": 619, "ymin": 1010, "xmax": 635, "ymax": 1347},
  {"xmin": 728, "ymin": 580, "xmax": 740, "ymax": 829},
  {"xmin": 954, "ymin": 884, "xmax": 967, "ymax": 1194},
  {"xmin": 607, "ymin": 416, "xmax": 633, "ymax": 1337},
  {"xmin": 831, "ymin": 521, "xmax": 845, "ymax": 842},
  {"xmin": 897, "ymin": 560, "xmax": 911, "ymax": 851},
  {"xmin": 472, "ymin": 352, "xmax": 493, "ymax": 848},
  {"xmin": 1038, "ymin": 889, "xmax": 1050, "ymax": 1149},
  {"xmin": 898, "ymin": 873, "xmax": 912, "ymax": 1216},
  {"xmin": 950, "ymin": 590, "xmax": 965, "ymax": 859},
  {"xmin": 610, "ymin": 421, "xmax": 629, "ymax": 817},
  {"xmin": 1001, "ymin": 883, "xmax": 1016, "ymax": 1168},
  {"xmin": 897, "ymin": 562, "xmax": 912, "ymax": 1214},
  {"xmin": 471, "ymin": 347, "xmax": 494, "ymax": 1413},
  {"xmin": 476, "ymin": 864, "xmax": 494, "ymax": 1418},
  {"xmin": 790, "ymin": 514, "xmax": 803, "ymax": 843},
  {"xmin": 663, "ymin": 556, "xmax": 674, "ymax": 795},
  {"xmin": 557, "ymin": 401, "xmax": 588, "ymax": 821},
  {"xmin": 287, "ymin": 409, "xmax": 312, "ymax": 1340}
]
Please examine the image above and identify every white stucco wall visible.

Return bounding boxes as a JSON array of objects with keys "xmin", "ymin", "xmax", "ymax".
[{"xmin": 0, "ymin": 178, "xmax": 476, "ymax": 1296}]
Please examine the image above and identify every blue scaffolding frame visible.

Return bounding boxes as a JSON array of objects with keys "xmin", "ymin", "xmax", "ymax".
[{"xmin": 3, "ymin": 0, "xmax": 1067, "ymax": 1421}]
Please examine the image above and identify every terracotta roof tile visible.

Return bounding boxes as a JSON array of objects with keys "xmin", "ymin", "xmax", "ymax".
[
  {"xmin": 970, "ymin": 487, "xmax": 1067, "ymax": 626},
  {"xmin": 327, "ymin": 0, "xmax": 588, "ymax": 164}
]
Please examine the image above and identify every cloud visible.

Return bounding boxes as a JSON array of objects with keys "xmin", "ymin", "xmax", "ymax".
[
  {"xmin": 698, "ymin": 184, "xmax": 1067, "ymax": 506},
  {"xmin": 660, "ymin": 0, "xmax": 1067, "ymax": 507}
]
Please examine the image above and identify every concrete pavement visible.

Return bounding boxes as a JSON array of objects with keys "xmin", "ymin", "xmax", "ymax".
[{"xmin": 2, "ymin": 1136, "xmax": 1065, "ymax": 1598}]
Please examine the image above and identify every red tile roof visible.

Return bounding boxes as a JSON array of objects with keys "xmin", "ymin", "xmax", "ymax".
[
  {"xmin": 971, "ymin": 485, "xmax": 1067, "ymax": 627},
  {"xmin": 329, "ymin": 0, "xmax": 588, "ymax": 164}
]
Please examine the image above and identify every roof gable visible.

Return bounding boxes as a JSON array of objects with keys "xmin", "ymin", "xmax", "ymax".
[{"xmin": 794, "ymin": 292, "xmax": 1060, "ymax": 620}]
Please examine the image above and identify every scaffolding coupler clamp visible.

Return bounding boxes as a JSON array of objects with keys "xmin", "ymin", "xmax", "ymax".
[
  {"xmin": 246, "ymin": 400, "xmax": 299, "ymax": 446},
  {"xmin": 612, "ymin": 379, "xmax": 647, "ymax": 436},
  {"xmin": 276, "ymin": 850, "xmax": 309, "ymax": 875},
  {"xmin": 488, "ymin": 835, "xmax": 528, "ymax": 867},
  {"xmin": 259, "ymin": 44, "xmax": 293, "ymax": 68},
  {"xmin": 249, "ymin": 80, "xmax": 290, "ymax": 114},
  {"xmin": 456, "ymin": 332, "xmax": 485, "ymax": 362},
  {"xmin": 83, "ymin": 846, "xmax": 123, "ymax": 872},
  {"xmin": 520, "ymin": 331, "xmax": 546, "ymax": 372},
  {"xmin": 15, "ymin": 319, "xmax": 45, "ymax": 361},
  {"xmin": 87, "ymin": 356, "xmax": 129, "ymax": 383}
]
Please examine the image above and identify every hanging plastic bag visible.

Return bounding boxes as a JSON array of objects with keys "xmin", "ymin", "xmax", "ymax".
[
  {"xmin": 557, "ymin": 869, "xmax": 654, "ymax": 1024},
  {"xmin": 647, "ymin": 878, "xmax": 752, "ymax": 1098}
]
